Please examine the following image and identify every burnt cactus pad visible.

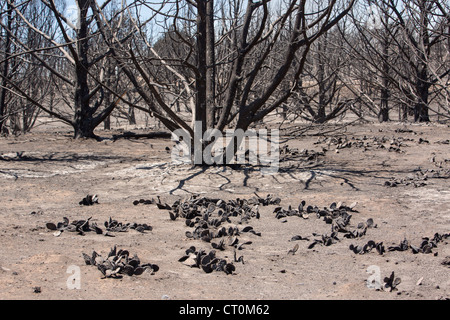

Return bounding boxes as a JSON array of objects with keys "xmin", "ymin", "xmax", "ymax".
[
  {"xmin": 79, "ymin": 194, "xmax": 99, "ymax": 206},
  {"xmin": 83, "ymin": 246, "xmax": 159, "ymax": 278},
  {"xmin": 46, "ymin": 217, "xmax": 152, "ymax": 237},
  {"xmin": 178, "ymin": 247, "xmax": 236, "ymax": 275}
]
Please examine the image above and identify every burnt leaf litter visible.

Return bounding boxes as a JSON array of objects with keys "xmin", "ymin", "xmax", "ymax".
[
  {"xmin": 45, "ymin": 195, "xmax": 157, "ymax": 279},
  {"xmin": 156, "ymin": 192, "xmax": 449, "ymax": 290},
  {"xmin": 46, "ymin": 215, "xmax": 152, "ymax": 238},
  {"xmin": 44, "ymin": 193, "xmax": 449, "ymax": 288},
  {"xmin": 178, "ymin": 246, "xmax": 236, "ymax": 275},
  {"xmin": 46, "ymin": 195, "xmax": 153, "ymax": 237},
  {"xmin": 159, "ymin": 194, "xmax": 271, "ymax": 274},
  {"xmin": 383, "ymin": 271, "xmax": 402, "ymax": 292},
  {"xmin": 82, "ymin": 246, "xmax": 159, "ymax": 278}
]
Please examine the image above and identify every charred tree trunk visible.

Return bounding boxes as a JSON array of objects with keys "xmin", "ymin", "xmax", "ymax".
[
  {"xmin": 195, "ymin": 0, "xmax": 216, "ymax": 129},
  {"xmin": 399, "ymin": 103, "xmax": 408, "ymax": 121},
  {"xmin": 193, "ymin": 0, "xmax": 217, "ymax": 164},
  {"xmin": 0, "ymin": 0, "xmax": 13, "ymax": 133},
  {"xmin": 414, "ymin": 0, "xmax": 431, "ymax": 123},
  {"xmin": 379, "ymin": 86, "xmax": 389, "ymax": 122},
  {"xmin": 414, "ymin": 70, "xmax": 430, "ymax": 122},
  {"xmin": 316, "ymin": 39, "xmax": 327, "ymax": 123},
  {"xmin": 195, "ymin": 0, "xmax": 207, "ymax": 135},
  {"xmin": 73, "ymin": 0, "xmax": 95, "ymax": 139},
  {"xmin": 379, "ymin": 22, "xmax": 390, "ymax": 122},
  {"xmin": 205, "ymin": 0, "xmax": 216, "ymax": 128}
]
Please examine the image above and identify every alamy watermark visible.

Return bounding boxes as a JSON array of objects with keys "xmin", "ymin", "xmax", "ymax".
[
  {"xmin": 66, "ymin": 265, "xmax": 81, "ymax": 290},
  {"xmin": 366, "ymin": 265, "xmax": 382, "ymax": 290},
  {"xmin": 171, "ymin": 121, "xmax": 280, "ymax": 174}
]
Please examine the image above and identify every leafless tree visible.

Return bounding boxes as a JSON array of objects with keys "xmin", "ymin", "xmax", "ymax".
[
  {"xmin": 288, "ymin": 20, "xmax": 354, "ymax": 124},
  {"xmin": 92, "ymin": 0, "xmax": 355, "ymax": 159},
  {"xmin": 344, "ymin": 0, "xmax": 450, "ymax": 122},
  {"xmin": 0, "ymin": 0, "xmax": 60, "ymax": 134},
  {"xmin": 1, "ymin": 0, "xmax": 131, "ymax": 138},
  {"xmin": 0, "ymin": 0, "xmax": 13, "ymax": 133}
]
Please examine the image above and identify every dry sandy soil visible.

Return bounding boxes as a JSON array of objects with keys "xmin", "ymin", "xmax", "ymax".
[{"xmin": 0, "ymin": 119, "xmax": 449, "ymax": 301}]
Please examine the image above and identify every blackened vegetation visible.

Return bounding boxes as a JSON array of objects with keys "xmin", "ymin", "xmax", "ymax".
[
  {"xmin": 274, "ymin": 200, "xmax": 449, "ymax": 261},
  {"xmin": 83, "ymin": 246, "xmax": 159, "ymax": 279},
  {"xmin": 46, "ymin": 216, "xmax": 96, "ymax": 236},
  {"xmin": 442, "ymin": 256, "xmax": 450, "ymax": 267},
  {"xmin": 79, "ymin": 194, "xmax": 99, "ymax": 206},
  {"xmin": 274, "ymin": 200, "xmax": 373, "ymax": 249},
  {"xmin": 387, "ymin": 233, "xmax": 450, "ymax": 255},
  {"xmin": 383, "ymin": 271, "xmax": 402, "ymax": 292},
  {"xmin": 316, "ymin": 135, "xmax": 411, "ymax": 153},
  {"xmin": 157, "ymin": 194, "xmax": 279, "ymax": 274},
  {"xmin": 350, "ymin": 240, "xmax": 386, "ymax": 255},
  {"xmin": 152, "ymin": 194, "xmax": 450, "ymax": 280},
  {"xmin": 46, "ymin": 216, "xmax": 152, "ymax": 237},
  {"xmin": 67, "ymin": 191, "xmax": 448, "ymax": 285},
  {"xmin": 104, "ymin": 217, "xmax": 153, "ymax": 234},
  {"xmin": 178, "ymin": 246, "xmax": 236, "ymax": 275},
  {"xmin": 279, "ymin": 145, "xmax": 326, "ymax": 164},
  {"xmin": 384, "ymin": 167, "xmax": 450, "ymax": 188}
]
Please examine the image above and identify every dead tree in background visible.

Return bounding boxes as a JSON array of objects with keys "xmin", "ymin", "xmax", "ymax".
[
  {"xmin": 293, "ymin": 23, "xmax": 352, "ymax": 123},
  {"xmin": 93, "ymin": 0, "xmax": 355, "ymax": 158},
  {"xmin": 1, "ymin": 0, "xmax": 128, "ymax": 138},
  {"xmin": 345, "ymin": 0, "xmax": 450, "ymax": 122},
  {"xmin": 0, "ymin": 0, "xmax": 59, "ymax": 134},
  {"xmin": 0, "ymin": 0, "xmax": 13, "ymax": 133},
  {"xmin": 341, "ymin": 0, "xmax": 396, "ymax": 122}
]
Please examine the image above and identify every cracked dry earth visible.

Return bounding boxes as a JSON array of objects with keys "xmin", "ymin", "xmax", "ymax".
[{"xmin": 0, "ymin": 122, "xmax": 449, "ymax": 300}]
